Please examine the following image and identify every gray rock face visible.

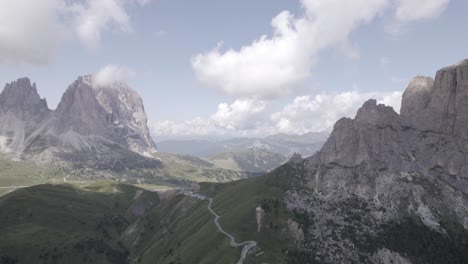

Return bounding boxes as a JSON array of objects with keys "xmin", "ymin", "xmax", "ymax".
[
  {"xmin": 405, "ymin": 60, "xmax": 468, "ymax": 138},
  {"xmin": 400, "ymin": 76, "xmax": 434, "ymax": 120},
  {"xmin": 282, "ymin": 59, "xmax": 468, "ymax": 263},
  {"xmin": 0, "ymin": 78, "xmax": 50, "ymax": 153},
  {"xmin": 92, "ymin": 79, "xmax": 157, "ymax": 156},
  {"xmin": 51, "ymin": 76, "xmax": 157, "ymax": 155},
  {"xmin": 0, "ymin": 76, "xmax": 157, "ymax": 169},
  {"xmin": 54, "ymin": 76, "xmax": 111, "ymax": 136},
  {"xmin": 0, "ymin": 78, "xmax": 49, "ymax": 120}
]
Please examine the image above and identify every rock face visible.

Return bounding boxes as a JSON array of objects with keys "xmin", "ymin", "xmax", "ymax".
[
  {"xmin": 52, "ymin": 76, "xmax": 157, "ymax": 155},
  {"xmin": 0, "ymin": 78, "xmax": 50, "ymax": 153},
  {"xmin": 0, "ymin": 76, "xmax": 158, "ymax": 171},
  {"xmin": 403, "ymin": 59, "xmax": 468, "ymax": 138},
  {"xmin": 282, "ymin": 59, "xmax": 468, "ymax": 263},
  {"xmin": 400, "ymin": 76, "xmax": 434, "ymax": 121},
  {"xmin": 0, "ymin": 78, "xmax": 49, "ymax": 119}
]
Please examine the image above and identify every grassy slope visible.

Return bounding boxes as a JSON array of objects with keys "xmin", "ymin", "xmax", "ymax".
[
  {"xmin": 199, "ymin": 164, "xmax": 299, "ymax": 264},
  {"xmin": 208, "ymin": 152, "xmax": 242, "ymax": 172},
  {"xmin": 154, "ymin": 152, "xmax": 250, "ymax": 183},
  {"xmin": 0, "ymin": 180, "xmax": 242, "ymax": 264},
  {"xmin": 0, "ymin": 155, "xmax": 301, "ymax": 264},
  {"xmin": 0, "ymin": 181, "xmax": 147, "ymax": 264},
  {"xmin": 0, "ymin": 155, "xmax": 66, "ymax": 196},
  {"xmin": 207, "ymin": 149, "xmax": 287, "ymax": 173},
  {"xmin": 128, "ymin": 195, "xmax": 239, "ymax": 264}
]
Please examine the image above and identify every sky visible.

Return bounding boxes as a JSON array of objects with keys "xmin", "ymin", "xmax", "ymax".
[{"xmin": 0, "ymin": 0, "xmax": 467, "ymax": 141}]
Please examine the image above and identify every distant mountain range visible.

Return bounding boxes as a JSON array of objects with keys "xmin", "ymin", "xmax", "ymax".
[
  {"xmin": 157, "ymin": 131, "xmax": 329, "ymax": 158},
  {"xmin": 207, "ymin": 148, "xmax": 288, "ymax": 173}
]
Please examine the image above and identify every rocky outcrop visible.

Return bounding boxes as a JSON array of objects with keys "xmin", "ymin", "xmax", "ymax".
[
  {"xmin": 0, "ymin": 76, "xmax": 158, "ymax": 172},
  {"xmin": 400, "ymin": 76, "xmax": 434, "ymax": 121},
  {"xmin": 0, "ymin": 78, "xmax": 49, "ymax": 120},
  {"xmin": 403, "ymin": 59, "xmax": 468, "ymax": 138},
  {"xmin": 282, "ymin": 59, "xmax": 468, "ymax": 263},
  {"xmin": 54, "ymin": 76, "xmax": 112, "ymax": 137},
  {"xmin": 92, "ymin": 78, "xmax": 157, "ymax": 156},
  {"xmin": 0, "ymin": 78, "xmax": 50, "ymax": 153},
  {"xmin": 51, "ymin": 76, "xmax": 157, "ymax": 155}
]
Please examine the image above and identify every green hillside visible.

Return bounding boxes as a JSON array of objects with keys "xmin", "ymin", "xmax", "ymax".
[
  {"xmin": 198, "ymin": 164, "xmax": 303, "ymax": 264},
  {"xmin": 0, "ymin": 155, "xmax": 66, "ymax": 197},
  {"xmin": 0, "ymin": 182, "xmax": 144, "ymax": 264},
  {"xmin": 153, "ymin": 152, "xmax": 253, "ymax": 184},
  {"xmin": 208, "ymin": 149, "xmax": 287, "ymax": 173},
  {"xmin": 0, "ymin": 181, "xmax": 241, "ymax": 264}
]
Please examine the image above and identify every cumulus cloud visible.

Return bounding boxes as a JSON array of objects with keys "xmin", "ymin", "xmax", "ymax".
[
  {"xmin": 92, "ymin": 64, "xmax": 136, "ymax": 87},
  {"xmin": 394, "ymin": 0, "xmax": 450, "ymax": 22},
  {"xmin": 72, "ymin": 0, "xmax": 133, "ymax": 50},
  {"xmin": 0, "ymin": 0, "xmax": 68, "ymax": 64},
  {"xmin": 271, "ymin": 91, "xmax": 403, "ymax": 134},
  {"xmin": 152, "ymin": 99, "xmax": 270, "ymax": 139},
  {"xmin": 192, "ymin": 0, "xmax": 451, "ymax": 99},
  {"xmin": 211, "ymin": 99, "xmax": 267, "ymax": 131},
  {"xmin": 152, "ymin": 90, "xmax": 403, "ymax": 139},
  {"xmin": 192, "ymin": 0, "xmax": 389, "ymax": 99},
  {"xmin": 0, "ymin": 0, "xmax": 150, "ymax": 64}
]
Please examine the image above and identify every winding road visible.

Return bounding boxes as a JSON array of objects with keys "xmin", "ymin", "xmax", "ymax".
[
  {"xmin": 182, "ymin": 191, "xmax": 258, "ymax": 264},
  {"xmin": 207, "ymin": 198, "xmax": 257, "ymax": 264}
]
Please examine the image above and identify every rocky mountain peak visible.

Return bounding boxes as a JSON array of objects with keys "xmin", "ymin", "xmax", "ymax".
[
  {"xmin": 355, "ymin": 99, "xmax": 401, "ymax": 127},
  {"xmin": 53, "ymin": 75, "xmax": 157, "ymax": 155},
  {"xmin": 283, "ymin": 59, "xmax": 468, "ymax": 262},
  {"xmin": 401, "ymin": 59, "xmax": 468, "ymax": 137},
  {"xmin": 0, "ymin": 75, "xmax": 157, "ymax": 164},
  {"xmin": 92, "ymin": 81, "xmax": 157, "ymax": 156},
  {"xmin": 0, "ymin": 77, "xmax": 49, "ymax": 118},
  {"xmin": 400, "ymin": 76, "xmax": 434, "ymax": 121},
  {"xmin": 315, "ymin": 59, "xmax": 468, "ymax": 170},
  {"xmin": 54, "ymin": 76, "xmax": 110, "ymax": 136}
]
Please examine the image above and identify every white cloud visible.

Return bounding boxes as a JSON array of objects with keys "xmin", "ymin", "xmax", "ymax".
[
  {"xmin": 395, "ymin": 0, "xmax": 450, "ymax": 22},
  {"xmin": 211, "ymin": 99, "xmax": 267, "ymax": 131},
  {"xmin": 132, "ymin": 0, "xmax": 152, "ymax": 6},
  {"xmin": 192, "ymin": 0, "xmax": 390, "ymax": 99},
  {"xmin": 388, "ymin": 0, "xmax": 450, "ymax": 34},
  {"xmin": 271, "ymin": 91, "xmax": 403, "ymax": 134},
  {"xmin": 192, "ymin": 0, "xmax": 452, "ymax": 99},
  {"xmin": 0, "ymin": 0, "xmax": 150, "ymax": 64},
  {"xmin": 72, "ymin": 0, "xmax": 132, "ymax": 50},
  {"xmin": 92, "ymin": 64, "xmax": 136, "ymax": 87},
  {"xmin": 152, "ymin": 99, "xmax": 271, "ymax": 139},
  {"xmin": 0, "ymin": 0, "xmax": 68, "ymax": 64},
  {"xmin": 152, "ymin": 90, "xmax": 403, "ymax": 139}
]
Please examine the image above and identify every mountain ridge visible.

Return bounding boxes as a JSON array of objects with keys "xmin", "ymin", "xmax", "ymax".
[
  {"xmin": 186, "ymin": 58, "xmax": 468, "ymax": 263},
  {"xmin": 157, "ymin": 131, "xmax": 329, "ymax": 158},
  {"xmin": 0, "ymin": 76, "xmax": 158, "ymax": 173},
  {"xmin": 275, "ymin": 58, "xmax": 468, "ymax": 262}
]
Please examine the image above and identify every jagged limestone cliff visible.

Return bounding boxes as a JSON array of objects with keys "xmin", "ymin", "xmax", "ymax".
[
  {"xmin": 280, "ymin": 59, "xmax": 468, "ymax": 263},
  {"xmin": 0, "ymin": 76, "xmax": 159, "ymax": 174}
]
